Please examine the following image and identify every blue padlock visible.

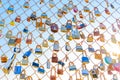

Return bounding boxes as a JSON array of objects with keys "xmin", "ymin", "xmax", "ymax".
[
  {"xmin": 23, "ymin": 27, "xmax": 28, "ymax": 33},
  {"xmin": 53, "ymin": 41, "xmax": 59, "ymax": 51},
  {"xmin": 81, "ymin": 51, "xmax": 89, "ymax": 64},
  {"xmin": 38, "ymin": 66, "xmax": 45, "ymax": 74},
  {"xmin": 30, "ymin": 12, "xmax": 36, "ymax": 20},
  {"xmin": 47, "ymin": 59, "xmax": 50, "ymax": 69},
  {"xmin": 69, "ymin": 62, "xmax": 76, "ymax": 71},
  {"xmin": 23, "ymin": 49, "xmax": 32, "ymax": 58},
  {"xmin": 14, "ymin": 62, "xmax": 22, "ymax": 74},
  {"xmin": 76, "ymin": 43, "xmax": 83, "ymax": 52},
  {"xmin": 65, "ymin": 20, "xmax": 72, "ymax": 30},
  {"xmin": 14, "ymin": 44, "xmax": 21, "ymax": 53},
  {"xmin": 58, "ymin": 61, "xmax": 65, "ymax": 67},
  {"xmin": 88, "ymin": 45, "xmax": 95, "ymax": 52},
  {"xmin": 32, "ymin": 58, "xmax": 39, "ymax": 68},
  {"xmin": 72, "ymin": 26, "xmax": 80, "ymax": 39},
  {"xmin": 82, "ymin": 64, "xmax": 89, "ymax": 76}
]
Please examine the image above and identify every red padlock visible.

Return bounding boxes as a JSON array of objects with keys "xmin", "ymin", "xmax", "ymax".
[{"xmin": 15, "ymin": 16, "xmax": 21, "ymax": 23}]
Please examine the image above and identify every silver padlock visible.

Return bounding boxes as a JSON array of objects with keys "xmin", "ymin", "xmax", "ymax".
[
  {"xmin": 20, "ymin": 69, "xmax": 26, "ymax": 80},
  {"xmin": 22, "ymin": 57, "xmax": 28, "ymax": 66},
  {"xmin": 2, "ymin": 54, "xmax": 16, "ymax": 74}
]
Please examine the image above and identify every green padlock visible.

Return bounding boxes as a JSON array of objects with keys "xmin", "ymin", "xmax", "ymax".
[{"xmin": 22, "ymin": 57, "xmax": 28, "ymax": 66}]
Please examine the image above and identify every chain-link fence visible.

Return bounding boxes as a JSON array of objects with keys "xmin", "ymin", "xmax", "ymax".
[{"xmin": 0, "ymin": 0, "xmax": 120, "ymax": 80}]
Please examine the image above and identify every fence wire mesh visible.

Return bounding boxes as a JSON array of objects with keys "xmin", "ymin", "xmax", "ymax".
[{"xmin": 0, "ymin": 0, "xmax": 120, "ymax": 80}]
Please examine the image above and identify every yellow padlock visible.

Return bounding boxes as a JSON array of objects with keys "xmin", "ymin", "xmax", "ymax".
[{"xmin": 10, "ymin": 20, "xmax": 15, "ymax": 26}]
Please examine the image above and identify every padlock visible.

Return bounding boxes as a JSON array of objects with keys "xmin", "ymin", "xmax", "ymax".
[
  {"xmin": 104, "ymin": 53, "xmax": 112, "ymax": 64},
  {"xmin": 79, "ymin": 11, "xmax": 84, "ymax": 18},
  {"xmin": 72, "ymin": 25, "xmax": 80, "ymax": 39},
  {"xmin": 22, "ymin": 57, "xmax": 28, "ymax": 66},
  {"xmin": 61, "ymin": 24, "xmax": 67, "ymax": 32},
  {"xmin": 23, "ymin": 26, "xmax": 28, "ymax": 33},
  {"xmin": 8, "ymin": 36, "xmax": 16, "ymax": 46},
  {"xmin": 1, "ymin": 54, "xmax": 8, "ymax": 63},
  {"xmin": 99, "ymin": 23, "xmax": 106, "ymax": 30},
  {"xmin": 38, "ymin": 66, "xmax": 45, "ymax": 74},
  {"xmin": 23, "ymin": 1, "xmax": 29, "ymax": 8},
  {"xmin": 36, "ymin": 17, "xmax": 42, "ymax": 28},
  {"xmin": 26, "ymin": 76, "xmax": 33, "ymax": 80},
  {"xmin": 41, "ymin": 12, "xmax": 47, "ymax": 19},
  {"xmin": 39, "ymin": 23, "xmax": 46, "ymax": 32},
  {"xmin": 116, "ymin": 19, "xmax": 120, "ymax": 29},
  {"xmin": 47, "ymin": 59, "xmax": 50, "ymax": 69},
  {"xmin": 73, "ymin": 5, "xmax": 78, "ymax": 13},
  {"xmin": 84, "ymin": 0, "xmax": 89, "ymax": 3},
  {"xmin": 27, "ymin": 17, "xmax": 30, "ymax": 22},
  {"xmin": 113, "ymin": 63, "xmax": 120, "ymax": 72},
  {"xmin": 105, "ymin": 8, "xmax": 110, "ymax": 15},
  {"xmin": 26, "ymin": 32, "xmax": 32, "ymax": 44},
  {"xmin": 6, "ymin": 5, "xmax": 14, "ymax": 14},
  {"xmin": 66, "ymin": 31, "xmax": 73, "ymax": 40},
  {"xmin": 97, "ymin": 34, "xmax": 105, "ymax": 42},
  {"xmin": 14, "ymin": 44, "xmax": 21, "ymax": 53},
  {"xmin": 81, "ymin": 64, "xmax": 89, "ymax": 76},
  {"xmin": 32, "ymin": 58, "xmax": 40, "ymax": 68},
  {"xmin": 94, "ymin": 28, "xmax": 99, "ymax": 36},
  {"xmin": 48, "ymin": 34, "xmax": 54, "ymax": 42},
  {"xmin": 87, "ymin": 34, "xmax": 93, "ymax": 42},
  {"xmin": 57, "ymin": 64, "xmax": 63, "ymax": 75},
  {"xmin": 94, "ymin": 50, "xmax": 102, "ymax": 60},
  {"xmin": 50, "ymin": 23, "xmax": 59, "ymax": 33},
  {"xmin": 69, "ymin": 62, "xmax": 76, "ymax": 71},
  {"xmin": 77, "ymin": 21, "xmax": 86, "ymax": 29},
  {"xmin": 76, "ymin": 70, "xmax": 83, "ymax": 80},
  {"xmin": 23, "ymin": 49, "xmax": 32, "ymax": 58},
  {"xmin": 53, "ymin": 41, "xmax": 59, "ymax": 52},
  {"xmin": 111, "ymin": 35, "xmax": 117, "ymax": 44},
  {"xmin": 15, "ymin": 31, "xmax": 22, "ymax": 44},
  {"xmin": 20, "ymin": 69, "xmax": 26, "ymax": 80},
  {"xmin": 88, "ymin": 45, "xmax": 94, "ymax": 52},
  {"xmin": 58, "ymin": 60, "xmax": 65, "ymax": 67},
  {"xmin": 94, "ymin": 7, "xmax": 101, "ymax": 17},
  {"xmin": 72, "ymin": 15, "xmax": 77, "ymax": 23},
  {"xmin": 100, "ymin": 46, "xmax": 106, "ymax": 54},
  {"xmin": 89, "ymin": 11, "xmax": 95, "ymax": 23},
  {"xmin": 65, "ymin": 20, "xmax": 72, "ymax": 30},
  {"xmin": 98, "ymin": 60, "xmax": 105, "ymax": 71},
  {"xmin": 79, "ymin": 31, "xmax": 85, "ymax": 39},
  {"xmin": 45, "ymin": 18, "xmax": 51, "ymax": 26},
  {"xmin": 62, "ymin": 4, "xmax": 68, "ymax": 14},
  {"xmin": 49, "ymin": 0, "xmax": 55, "ymax": 8},
  {"xmin": 50, "ymin": 67, "xmax": 56, "ymax": 80},
  {"xmin": 2, "ymin": 54, "xmax": 16, "ymax": 74},
  {"xmin": 40, "ymin": 0, "xmax": 44, "ymax": 4},
  {"xmin": 67, "ymin": 1, "xmax": 73, "ymax": 10},
  {"xmin": 90, "ymin": 66, "xmax": 98, "ymax": 78},
  {"xmin": 76, "ymin": 43, "xmax": 83, "ymax": 52},
  {"xmin": 15, "ymin": 16, "xmax": 21, "ymax": 23},
  {"xmin": 30, "ymin": 12, "xmax": 36, "ymax": 20},
  {"xmin": 14, "ymin": 62, "xmax": 22, "ymax": 74},
  {"xmin": 82, "ymin": 50, "xmax": 89, "ymax": 64},
  {"xmin": 10, "ymin": 20, "xmax": 15, "ymax": 26},
  {"xmin": 0, "ymin": 19, "xmax": 4, "ymax": 28},
  {"xmin": 84, "ymin": 6, "xmax": 90, "ymax": 12},
  {"xmin": 65, "ymin": 42, "xmax": 71, "ymax": 51},
  {"xmin": 6, "ymin": 30, "xmax": 12, "ymax": 39},
  {"xmin": 112, "ymin": 24, "xmax": 117, "ymax": 32},
  {"xmin": 42, "ymin": 40, "xmax": 48, "ymax": 47},
  {"xmin": 35, "ymin": 45, "xmax": 42, "ymax": 54},
  {"xmin": 52, "ymin": 53, "xmax": 58, "ymax": 63}
]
